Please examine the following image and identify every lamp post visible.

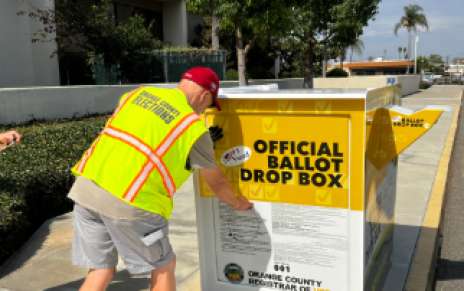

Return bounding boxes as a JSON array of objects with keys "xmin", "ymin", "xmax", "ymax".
[{"xmin": 414, "ymin": 34, "xmax": 419, "ymax": 74}]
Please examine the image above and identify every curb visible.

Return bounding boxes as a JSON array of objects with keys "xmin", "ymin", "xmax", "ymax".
[{"xmin": 404, "ymin": 90, "xmax": 463, "ymax": 291}]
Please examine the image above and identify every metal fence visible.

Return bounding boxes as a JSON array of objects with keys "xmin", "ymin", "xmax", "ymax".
[{"xmin": 93, "ymin": 50, "xmax": 226, "ymax": 84}]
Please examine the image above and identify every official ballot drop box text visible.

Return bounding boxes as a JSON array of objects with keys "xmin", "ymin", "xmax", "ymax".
[{"xmin": 193, "ymin": 87, "xmax": 444, "ymax": 291}]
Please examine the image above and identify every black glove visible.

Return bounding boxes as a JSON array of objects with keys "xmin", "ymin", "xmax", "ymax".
[
  {"xmin": 185, "ymin": 157, "xmax": 192, "ymax": 171},
  {"xmin": 208, "ymin": 126, "xmax": 224, "ymax": 145},
  {"xmin": 185, "ymin": 126, "xmax": 223, "ymax": 170}
]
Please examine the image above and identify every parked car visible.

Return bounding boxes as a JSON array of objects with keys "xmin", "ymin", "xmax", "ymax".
[
  {"xmin": 422, "ymin": 73, "xmax": 434, "ymax": 84},
  {"xmin": 422, "ymin": 72, "xmax": 442, "ymax": 84}
]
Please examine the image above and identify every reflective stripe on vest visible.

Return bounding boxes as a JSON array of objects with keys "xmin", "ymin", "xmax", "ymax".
[
  {"xmin": 83, "ymin": 112, "xmax": 199, "ymax": 201},
  {"xmin": 72, "ymin": 87, "xmax": 207, "ymax": 218},
  {"xmin": 76, "ymin": 87, "xmax": 142, "ymax": 173},
  {"xmin": 76, "ymin": 137, "xmax": 99, "ymax": 173},
  {"xmin": 103, "ymin": 126, "xmax": 174, "ymax": 201}
]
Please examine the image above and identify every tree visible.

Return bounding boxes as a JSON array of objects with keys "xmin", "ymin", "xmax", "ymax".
[
  {"xmin": 332, "ymin": 38, "xmax": 363, "ymax": 73},
  {"xmin": 334, "ymin": 38, "xmax": 364, "ymax": 70},
  {"xmin": 416, "ymin": 56, "xmax": 429, "ymax": 73},
  {"xmin": 417, "ymin": 54, "xmax": 445, "ymax": 74},
  {"xmin": 398, "ymin": 46, "xmax": 408, "ymax": 59},
  {"xmin": 348, "ymin": 39, "xmax": 364, "ymax": 63},
  {"xmin": 188, "ymin": 0, "xmax": 292, "ymax": 85},
  {"xmin": 291, "ymin": 0, "xmax": 380, "ymax": 87},
  {"xmin": 403, "ymin": 47, "xmax": 408, "ymax": 59},
  {"xmin": 394, "ymin": 4, "xmax": 429, "ymax": 60},
  {"xmin": 278, "ymin": 33, "xmax": 322, "ymax": 79},
  {"xmin": 428, "ymin": 54, "xmax": 445, "ymax": 74}
]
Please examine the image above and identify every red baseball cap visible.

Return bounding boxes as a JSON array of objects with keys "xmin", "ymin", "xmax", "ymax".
[{"xmin": 181, "ymin": 66, "xmax": 221, "ymax": 110}]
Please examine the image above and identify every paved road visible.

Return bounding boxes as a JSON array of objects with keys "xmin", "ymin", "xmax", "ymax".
[{"xmin": 435, "ymin": 98, "xmax": 464, "ymax": 290}]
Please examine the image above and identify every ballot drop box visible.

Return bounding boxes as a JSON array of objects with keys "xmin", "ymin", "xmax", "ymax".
[{"xmin": 194, "ymin": 87, "xmax": 444, "ymax": 291}]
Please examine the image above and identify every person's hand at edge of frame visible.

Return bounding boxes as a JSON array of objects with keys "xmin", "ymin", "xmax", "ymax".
[{"xmin": 0, "ymin": 130, "xmax": 22, "ymax": 151}]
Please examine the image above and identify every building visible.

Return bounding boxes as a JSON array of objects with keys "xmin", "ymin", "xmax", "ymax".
[
  {"xmin": 0, "ymin": 0, "xmax": 60, "ymax": 87},
  {"xmin": 330, "ymin": 59, "xmax": 415, "ymax": 76},
  {"xmin": 446, "ymin": 64, "xmax": 464, "ymax": 78},
  {"xmin": 0, "ymin": 0, "xmax": 198, "ymax": 88},
  {"xmin": 113, "ymin": 0, "xmax": 201, "ymax": 47}
]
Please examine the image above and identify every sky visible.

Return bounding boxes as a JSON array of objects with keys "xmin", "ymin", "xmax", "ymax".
[{"xmin": 358, "ymin": 0, "xmax": 464, "ymax": 62}]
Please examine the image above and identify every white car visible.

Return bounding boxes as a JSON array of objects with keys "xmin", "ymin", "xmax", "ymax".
[
  {"xmin": 422, "ymin": 73, "xmax": 434, "ymax": 84},
  {"xmin": 422, "ymin": 73, "xmax": 442, "ymax": 84}
]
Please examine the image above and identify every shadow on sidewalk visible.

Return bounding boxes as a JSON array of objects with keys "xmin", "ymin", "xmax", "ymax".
[
  {"xmin": 44, "ymin": 270, "xmax": 150, "ymax": 291},
  {"xmin": 0, "ymin": 215, "xmax": 64, "ymax": 279}
]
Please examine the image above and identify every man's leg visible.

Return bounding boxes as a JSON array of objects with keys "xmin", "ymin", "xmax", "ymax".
[
  {"xmin": 100, "ymin": 211, "xmax": 175, "ymax": 290},
  {"xmin": 72, "ymin": 204, "xmax": 118, "ymax": 291},
  {"xmin": 79, "ymin": 268, "xmax": 115, "ymax": 291},
  {"xmin": 150, "ymin": 256, "xmax": 176, "ymax": 291}
]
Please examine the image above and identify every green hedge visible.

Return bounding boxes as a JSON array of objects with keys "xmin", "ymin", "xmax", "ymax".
[
  {"xmin": 327, "ymin": 68, "xmax": 349, "ymax": 77},
  {"xmin": 0, "ymin": 116, "xmax": 107, "ymax": 263},
  {"xmin": 226, "ymin": 69, "xmax": 239, "ymax": 81}
]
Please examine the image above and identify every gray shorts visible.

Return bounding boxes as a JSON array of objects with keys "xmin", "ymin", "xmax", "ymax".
[{"xmin": 72, "ymin": 204, "xmax": 175, "ymax": 275}]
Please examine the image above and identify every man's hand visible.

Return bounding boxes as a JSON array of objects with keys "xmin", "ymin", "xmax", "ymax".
[
  {"xmin": 201, "ymin": 167, "xmax": 253, "ymax": 211},
  {"xmin": 0, "ymin": 130, "xmax": 21, "ymax": 150},
  {"xmin": 208, "ymin": 126, "xmax": 223, "ymax": 146},
  {"xmin": 232, "ymin": 195, "xmax": 253, "ymax": 210}
]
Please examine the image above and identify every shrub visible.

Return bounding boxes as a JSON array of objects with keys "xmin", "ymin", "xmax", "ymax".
[
  {"xmin": 226, "ymin": 69, "xmax": 239, "ymax": 80},
  {"xmin": 0, "ymin": 116, "xmax": 107, "ymax": 263},
  {"xmin": 326, "ymin": 68, "xmax": 349, "ymax": 77}
]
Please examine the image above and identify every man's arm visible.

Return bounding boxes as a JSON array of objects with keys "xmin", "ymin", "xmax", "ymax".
[{"xmin": 200, "ymin": 167, "xmax": 252, "ymax": 210}]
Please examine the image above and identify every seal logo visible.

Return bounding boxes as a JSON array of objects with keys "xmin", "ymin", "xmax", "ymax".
[
  {"xmin": 224, "ymin": 263, "xmax": 244, "ymax": 284},
  {"xmin": 221, "ymin": 146, "xmax": 251, "ymax": 167}
]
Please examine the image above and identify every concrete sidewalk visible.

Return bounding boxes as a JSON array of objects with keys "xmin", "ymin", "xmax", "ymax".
[
  {"xmin": 0, "ymin": 85, "xmax": 462, "ymax": 291},
  {"xmin": 0, "ymin": 177, "xmax": 201, "ymax": 291},
  {"xmin": 386, "ymin": 85, "xmax": 463, "ymax": 290}
]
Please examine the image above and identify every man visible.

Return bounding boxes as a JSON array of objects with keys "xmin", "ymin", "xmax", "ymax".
[
  {"xmin": 0, "ymin": 130, "xmax": 21, "ymax": 151},
  {"xmin": 69, "ymin": 67, "xmax": 252, "ymax": 291}
]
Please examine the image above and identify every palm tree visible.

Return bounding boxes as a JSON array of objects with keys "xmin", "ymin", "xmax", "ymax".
[
  {"xmin": 348, "ymin": 39, "xmax": 364, "ymax": 63},
  {"xmin": 394, "ymin": 4, "xmax": 429, "ymax": 60},
  {"xmin": 335, "ymin": 39, "xmax": 363, "ymax": 72}
]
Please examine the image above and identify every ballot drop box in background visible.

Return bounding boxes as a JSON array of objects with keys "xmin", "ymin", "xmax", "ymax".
[{"xmin": 194, "ymin": 87, "xmax": 444, "ymax": 291}]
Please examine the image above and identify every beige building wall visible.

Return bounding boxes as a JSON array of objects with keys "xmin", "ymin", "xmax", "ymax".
[
  {"xmin": 163, "ymin": 0, "xmax": 188, "ymax": 46},
  {"xmin": 314, "ymin": 75, "xmax": 420, "ymax": 96},
  {"xmin": 0, "ymin": 0, "xmax": 59, "ymax": 87}
]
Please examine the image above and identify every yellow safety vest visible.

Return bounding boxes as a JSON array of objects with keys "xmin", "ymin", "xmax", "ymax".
[{"xmin": 72, "ymin": 86, "xmax": 208, "ymax": 219}]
